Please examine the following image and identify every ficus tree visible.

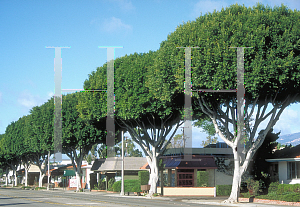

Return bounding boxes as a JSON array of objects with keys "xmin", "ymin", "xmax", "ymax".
[
  {"xmin": 78, "ymin": 51, "xmax": 185, "ymax": 196},
  {"xmin": 152, "ymin": 3, "xmax": 299, "ymax": 203},
  {"xmin": 163, "ymin": 133, "xmax": 185, "ymax": 149},
  {"xmin": 62, "ymin": 92, "xmax": 105, "ymax": 191},
  {"xmin": 1, "ymin": 120, "xmax": 24, "ymax": 186},
  {"xmin": 194, "ymin": 118, "xmax": 218, "ymax": 147},
  {"xmin": 115, "ymin": 137, "xmax": 143, "ymax": 157},
  {"xmin": 16, "ymin": 115, "xmax": 33, "ymax": 187},
  {"xmin": 0, "ymin": 134, "xmax": 10, "ymax": 186},
  {"xmin": 28, "ymin": 98, "xmax": 54, "ymax": 187}
]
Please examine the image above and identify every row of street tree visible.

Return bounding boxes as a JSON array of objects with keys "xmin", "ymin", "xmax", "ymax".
[{"xmin": 0, "ymin": 3, "xmax": 299, "ymax": 203}]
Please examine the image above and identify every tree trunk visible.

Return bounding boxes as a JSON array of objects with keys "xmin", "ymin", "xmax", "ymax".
[
  {"xmin": 75, "ymin": 171, "xmax": 82, "ymax": 191},
  {"xmin": 223, "ymin": 150, "xmax": 242, "ymax": 203},
  {"xmin": 39, "ymin": 171, "xmax": 45, "ymax": 187},
  {"xmin": 146, "ymin": 154, "xmax": 159, "ymax": 196},
  {"xmin": 5, "ymin": 168, "xmax": 8, "ymax": 186},
  {"xmin": 25, "ymin": 168, "xmax": 28, "ymax": 187},
  {"xmin": 14, "ymin": 170, "xmax": 17, "ymax": 186}
]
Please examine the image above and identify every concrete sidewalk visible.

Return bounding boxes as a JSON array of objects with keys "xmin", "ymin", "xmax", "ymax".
[
  {"xmin": 45, "ymin": 188, "xmax": 300, "ymax": 206},
  {"xmin": 103, "ymin": 192, "xmax": 300, "ymax": 207}
]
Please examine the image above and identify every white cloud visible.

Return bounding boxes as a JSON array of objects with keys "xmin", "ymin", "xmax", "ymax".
[
  {"xmin": 273, "ymin": 106, "xmax": 300, "ymax": 135},
  {"xmin": 247, "ymin": 103, "xmax": 300, "ymax": 137},
  {"xmin": 101, "ymin": 17, "xmax": 132, "ymax": 33},
  {"xmin": 48, "ymin": 91, "xmax": 54, "ymax": 98},
  {"xmin": 190, "ymin": 0, "xmax": 228, "ymax": 19},
  {"xmin": 17, "ymin": 90, "xmax": 45, "ymax": 109}
]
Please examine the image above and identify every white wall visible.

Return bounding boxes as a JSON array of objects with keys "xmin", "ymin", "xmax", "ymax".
[
  {"xmin": 279, "ymin": 161, "xmax": 287, "ymax": 184},
  {"xmin": 278, "ymin": 161, "xmax": 300, "ymax": 184}
]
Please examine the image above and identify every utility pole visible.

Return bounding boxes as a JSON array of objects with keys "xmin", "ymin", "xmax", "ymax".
[
  {"xmin": 125, "ymin": 136, "xmax": 128, "ymax": 157},
  {"xmin": 47, "ymin": 151, "xmax": 50, "ymax": 190},
  {"xmin": 120, "ymin": 131, "xmax": 124, "ymax": 196},
  {"xmin": 180, "ymin": 126, "xmax": 189, "ymax": 148}
]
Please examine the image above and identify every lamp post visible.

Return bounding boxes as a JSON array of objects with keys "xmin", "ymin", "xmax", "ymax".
[
  {"xmin": 120, "ymin": 131, "xmax": 125, "ymax": 196},
  {"xmin": 47, "ymin": 151, "xmax": 50, "ymax": 190}
]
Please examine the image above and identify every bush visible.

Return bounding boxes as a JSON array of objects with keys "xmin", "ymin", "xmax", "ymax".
[
  {"xmin": 124, "ymin": 180, "xmax": 141, "ymax": 192},
  {"xmin": 111, "ymin": 180, "xmax": 141, "ymax": 192},
  {"xmin": 257, "ymin": 184, "xmax": 300, "ymax": 202},
  {"xmin": 131, "ymin": 185, "xmax": 141, "ymax": 192},
  {"xmin": 260, "ymin": 192, "xmax": 300, "ymax": 202},
  {"xmin": 197, "ymin": 171, "xmax": 209, "ymax": 187},
  {"xmin": 98, "ymin": 179, "xmax": 106, "ymax": 190},
  {"xmin": 216, "ymin": 185, "xmax": 232, "ymax": 196},
  {"xmin": 268, "ymin": 181, "xmax": 279, "ymax": 194},
  {"xmin": 35, "ymin": 187, "xmax": 46, "ymax": 190},
  {"xmin": 241, "ymin": 192, "xmax": 251, "ymax": 198},
  {"xmin": 277, "ymin": 183, "xmax": 300, "ymax": 194},
  {"xmin": 113, "ymin": 181, "xmax": 121, "ymax": 192},
  {"xmin": 246, "ymin": 178, "xmax": 260, "ymax": 196},
  {"xmin": 281, "ymin": 192, "xmax": 300, "ymax": 202},
  {"xmin": 107, "ymin": 178, "xmax": 115, "ymax": 191},
  {"xmin": 138, "ymin": 171, "xmax": 149, "ymax": 185}
]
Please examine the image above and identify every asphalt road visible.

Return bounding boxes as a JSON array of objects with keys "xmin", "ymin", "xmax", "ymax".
[
  {"xmin": 0, "ymin": 188, "xmax": 294, "ymax": 207},
  {"xmin": 0, "ymin": 188, "xmax": 221, "ymax": 207}
]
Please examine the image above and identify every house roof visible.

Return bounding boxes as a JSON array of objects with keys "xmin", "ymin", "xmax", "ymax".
[
  {"xmin": 28, "ymin": 164, "xmax": 41, "ymax": 173},
  {"xmin": 163, "ymin": 148, "xmax": 232, "ymax": 156},
  {"xmin": 92, "ymin": 157, "xmax": 148, "ymax": 172},
  {"xmin": 91, "ymin": 159, "xmax": 106, "ymax": 171},
  {"xmin": 141, "ymin": 155, "xmax": 218, "ymax": 169},
  {"xmin": 268, "ymin": 144, "xmax": 300, "ymax": 161},
  {"xmin": 266, "ymin": 158, "xmax": 300, "ymax": 162}
]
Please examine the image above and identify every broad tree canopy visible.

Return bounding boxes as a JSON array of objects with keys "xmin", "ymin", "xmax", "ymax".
[
  {"xmin": 150, "ymin": 3, "xmax": 299, "ymax": 202},
  {"xmin": 79, "ymin": 51, "xmax": 185, "ymax": 195}
]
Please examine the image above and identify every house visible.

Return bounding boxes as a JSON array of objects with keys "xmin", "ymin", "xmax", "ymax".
[
  {"xmin": 160, "ymin": 144, "xmax": 234, "ymax": 187},
  {"xmin": 48, "ymin": 161, "xmax": 92, "ymax": 189},
  {"xmin": 91, "ymin": 157, "xmax": 149, "ymax": 189},
  {"xmin": 135, "ymin": 144, "xmax": 234, "ymax": 196},
  {"xmin": 266, "ymin": 144, "xmax": 300, "ymax": 184},
  {"xmin": 15, "ymin": 164, "xmax": 45, "ymax": 186}
]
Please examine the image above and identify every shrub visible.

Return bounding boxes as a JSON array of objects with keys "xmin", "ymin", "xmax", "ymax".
[
  {"xmin": 107, "ymin": 178, "xmax": 115, "ymax": 191},
  {"xmin": 282, "ymin": 192, "xmax": 300, "ymax": 202},
  {"xmin": 35, "ymin": 187, "xmax": 46, "ymax": 190},
  {"xmin": 277, "ymin": 183, "xmax": 300, "ymax": 194},
  {"xmin": 131, "ymin": 185, "xmax": 142, "ymax": 192},
  {"xmin": 113, "ymin": 181, "xmax": 121, "ymax": 192},
  {"xmin": 98, "ymin": 179, "xmax": 106, "ymax": 190},
  {"xmin": 246, "ymin": 178, "xmax": 260, "ymax": 196},
  {"xmin": 112, "ymin": 179, "xmax": 141, "ymax": 192},
  {"xmin": 268, "ymin": 181, "xmax": 279, "ymax": 194},
  {"xmin": 216, "ymin": 185, "xmax": 232, "ymax": 196},
  {"xmin": 197, "ymin": 171, "xmax": 209, "ymax": 187},
  {"xmin": 241, "ymin": 192, "xmax": 251, "ymax": 198},
  {"xmin": 138, "ymin": 171, "xmax": 149, "ymax": 185},
  {"xmin": 124, "ymin": 180, "xmax": 141, "ymax": 192},
  {"xmin": 291, "ymin": 184, "xmax": 300, "ymax": 193}
]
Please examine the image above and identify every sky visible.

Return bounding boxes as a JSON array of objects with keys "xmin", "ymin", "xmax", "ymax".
[{"xmin": 0, "ymin": 0, "xmax": 299, "ymax": 156}]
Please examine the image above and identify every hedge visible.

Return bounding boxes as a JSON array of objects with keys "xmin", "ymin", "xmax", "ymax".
[
  {"xmin": 216, "ymin": 185, "xmax": 232, "ymax": 196},
  {"xmin": 197, "ymin": 171, "xmax": 209, "ymax": 187},
  {"xmin": 112, "ymin": 180, "xmax": 141, "ymax": 192},
  {"xmin": 277, "ymin": 183, "xmax": 300, "ymax": 194},
  {"xmin": 268, "ymin": 182, "xmax": 279, "ymax": 194},
  {"xmin": 138, "ymin": 171, "xmax": 149, "ymax": 185}
]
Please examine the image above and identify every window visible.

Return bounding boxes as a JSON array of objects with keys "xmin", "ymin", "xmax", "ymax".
[
  {"xmin": 177, "ymin": 172, "xmax": 194, "ymax": 187},
  {"xmin": 287, "ymin": 162, "xmax": 300, "ymax": 180}
]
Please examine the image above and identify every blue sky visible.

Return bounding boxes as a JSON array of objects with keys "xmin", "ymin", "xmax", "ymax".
[{"xmin": 0, "ymin": 0, "xmax": 299, "ymax": 152}]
